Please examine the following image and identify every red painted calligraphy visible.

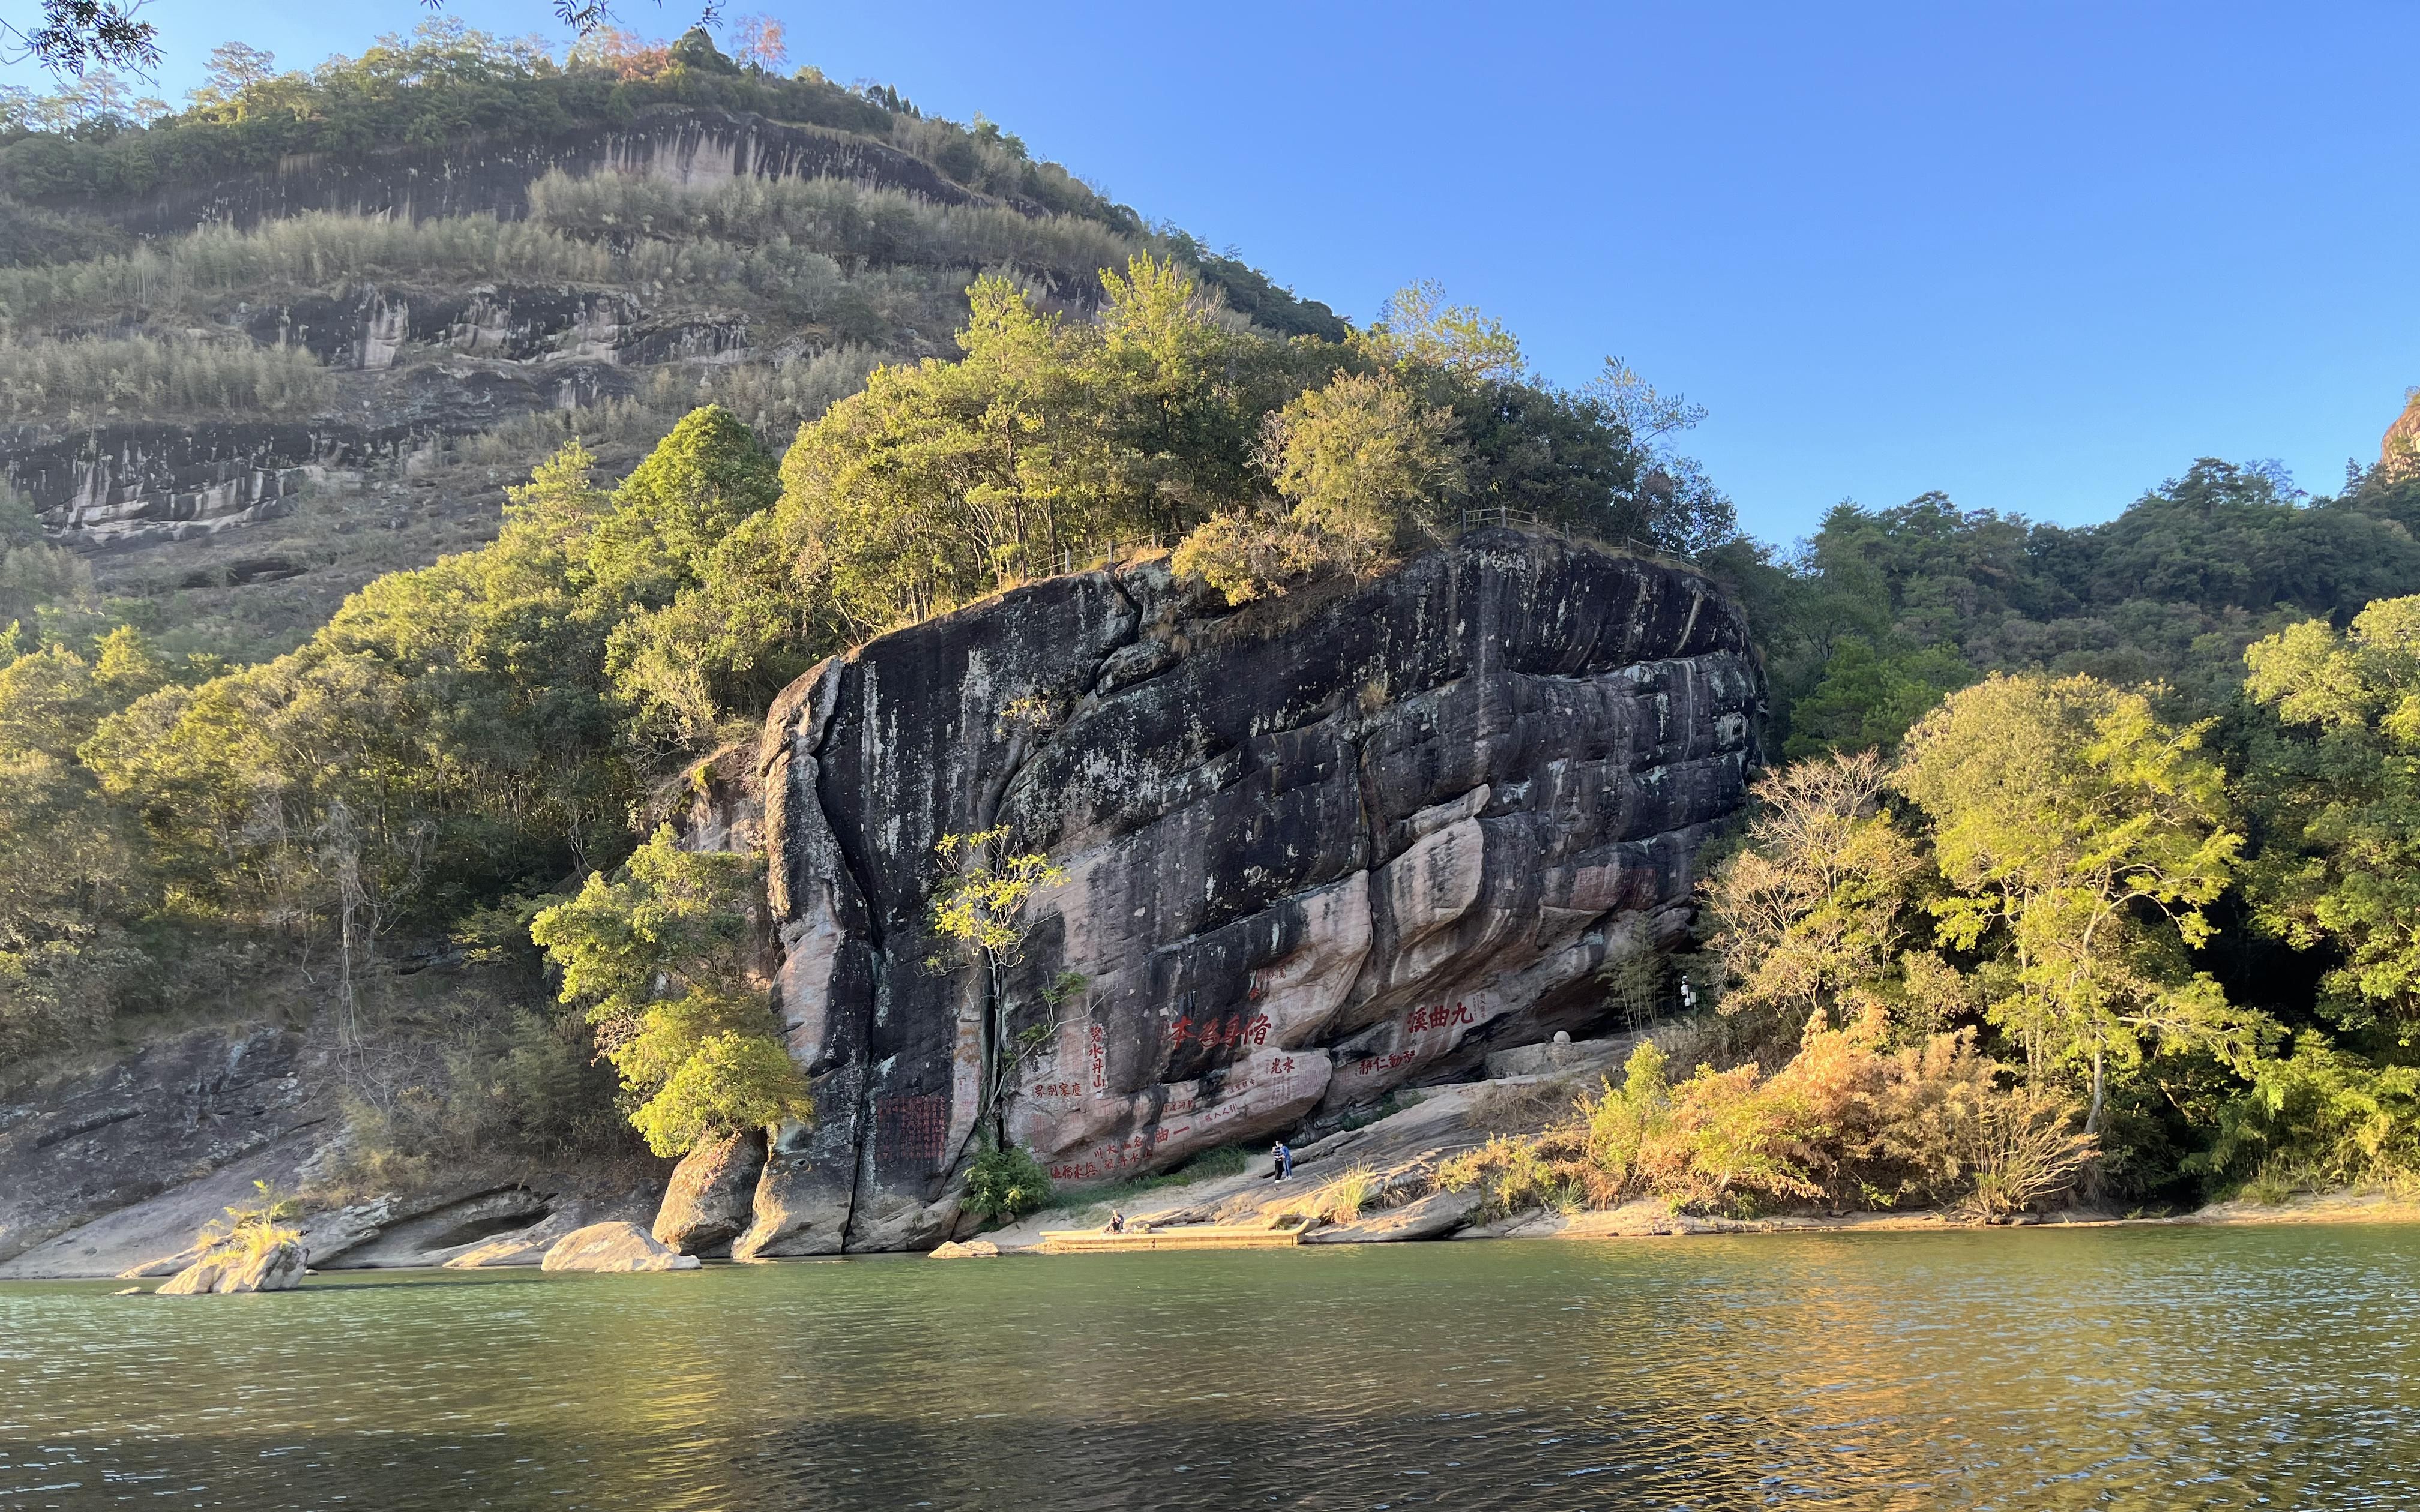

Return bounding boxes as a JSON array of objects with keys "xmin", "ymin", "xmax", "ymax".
[
  {"xmin": 1409, "ymin": 1001, "xmax": 1476, "ymax": 1034},
  {"xmin": 1049, "ymin": 1124, "xmax": 1188, "ymax": 1183},
  {"xmin": 1170, "ymin": 1011, "xmax": 1276, "ymax": 1052}
]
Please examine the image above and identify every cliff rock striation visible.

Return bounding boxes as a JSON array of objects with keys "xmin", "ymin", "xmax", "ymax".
[{"xmin": 712, "ymin": 529, "xmax": 1762, "ymax": 1255}]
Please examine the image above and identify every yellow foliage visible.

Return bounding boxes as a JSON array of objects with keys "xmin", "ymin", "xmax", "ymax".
[
  {"xmin": 1446, "ymin": 1011, "xmax": 2092, "ymax": 1219},
  {"xmin": 195, "ymin": 1180, "xmax": 302, "ymax": 1261},
  {"xmin": 1169, "ymin": 510, "xmax": 1326, "ymax": 606}
]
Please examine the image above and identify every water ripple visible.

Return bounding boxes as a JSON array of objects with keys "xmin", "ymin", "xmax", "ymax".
[{"xmin": 0, "ymin": 1225, "xmax": 2415, "ymax": 1509}]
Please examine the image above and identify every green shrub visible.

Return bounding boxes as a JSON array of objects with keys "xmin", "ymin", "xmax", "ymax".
[
  {"xmin": 1169, "ymin": 509, "xmax": 1327, "ymax": 606},
  {"xmin": 627, "ymin": 1025, "xmax": 814, "ymax": 1156},
  {"xmin": 531, "ymin": 825, "xmax": 814, "ymax": 1157},
  {"xmin": 313, "ymin": 1000, "xmax": 632, "ymax": 1205},
  {"xmin": 2186, "ymin": 1037, "xmax": 2420, "ymax": 1195},
  {"xmin": 964, "ymin": 1141, "xmax": 1052, "ymax": 1223},
  {"xmin": 1176, "ymin": 1144, "xmax": 1251, "ymax": 1180}
]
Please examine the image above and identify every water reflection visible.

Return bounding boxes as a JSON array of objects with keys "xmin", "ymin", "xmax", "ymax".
[{"xmin": 2, "ymin": 1226, "xmax": 2414, "ymax": 1510}]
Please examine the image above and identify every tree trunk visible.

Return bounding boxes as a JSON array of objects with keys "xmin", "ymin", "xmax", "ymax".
[
  {"xmin": 980, "ymin": 955, "xmax": 1006, "ymax": 1144},
  {"xmin": 2084, "ymin": 1040, "xmax": 2106, "ymax": 1137}
]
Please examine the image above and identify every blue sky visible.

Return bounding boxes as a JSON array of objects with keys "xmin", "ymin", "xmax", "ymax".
[{"xmin": 17, "ymin": 1, "xmax": 2418, "ymax": 542}]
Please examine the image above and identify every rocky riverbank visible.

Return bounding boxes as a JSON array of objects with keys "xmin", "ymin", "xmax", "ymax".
[
  {"xmin": 10, "ymin": 1012, "xmax": 2404, "ymax": 1279},
  {"xmin": 981, "ymin": 1028, "xmax": 2420, "ymax": 1250}
]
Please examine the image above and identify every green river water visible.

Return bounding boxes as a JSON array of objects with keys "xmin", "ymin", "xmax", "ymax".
[{"xmin": 1, "ymin": 1224, "xmax": 2413, "ymax": 1510}]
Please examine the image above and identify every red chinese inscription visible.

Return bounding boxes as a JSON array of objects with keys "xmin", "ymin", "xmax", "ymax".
[
  {"xmin": 1171, "ymin": 1011, "xmax": 1273, "ymax": 1051},
  {"xmin": 876, "ymin": 1093, "xmax": 947, "ymax": 1161},
  {"xmin": 1048, "ymin": 1125, "xmax": 1184, "ymax": 1182}
]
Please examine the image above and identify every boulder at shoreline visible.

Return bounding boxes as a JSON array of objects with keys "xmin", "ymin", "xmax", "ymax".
[
  {"xmin": 540, "ymin": 1221, "xmax": 703, "ymax": 1273},
  {"xmin": 652, "ymin": 1130, "xmax": 767, "ymax": 1256},
  {"xmin": 156, "ymin": 1239, "xmax": 307, "ymax": 1294}
]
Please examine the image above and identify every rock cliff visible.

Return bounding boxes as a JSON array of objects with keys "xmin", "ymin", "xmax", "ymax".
[
  {"xmin": 712, "ymin": 529, "xmax": 1762, "ymax": 1255},
  {"xmin": 6, "ymin": 108, "xmax": 949, "ymax": 555},
  {"xmin": 2384, "ymin": 389, "xmax": 2420, "ymax": 475},
  {"xmin": 6, "ymin": 105, "xmax": 1334, "ymax": 569},
  {"xmin": 0, "ymin": 529, "xmax": 1757, "ymax": 1272}
]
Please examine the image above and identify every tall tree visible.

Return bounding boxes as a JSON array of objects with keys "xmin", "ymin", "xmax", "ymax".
[
  {"xmin": 1703, "ymin": 750, "xmax": 1928, "ymax": 1038},
  {"xmin": 531, "ymin": 825, "xmax": 811, "ymax": 1156},
  {"xmin": 2243, "ymin": 594, "xmax": 2420, "ymax": 1044},
  {"xmin": 1894, "ymin": 673, "xmax": 2252, "ymax": 1135}
]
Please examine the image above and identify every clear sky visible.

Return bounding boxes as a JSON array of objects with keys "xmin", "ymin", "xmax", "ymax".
[{"xmin": 16, "ymin": 1, "xmax": 2418, "ymax": 543}]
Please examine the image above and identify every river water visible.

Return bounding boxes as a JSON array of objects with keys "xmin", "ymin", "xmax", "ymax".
[{"xmin": 1, "ymin": 1224, "xmax": 2413, "ymax": 1510}]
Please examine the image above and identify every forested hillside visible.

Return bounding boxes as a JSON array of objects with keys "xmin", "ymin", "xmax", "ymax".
[
  {"xmin": 0, "ymin": 22, "xmax": 1341, "ymax": 664},
  {"xmin": 4, "ymin": 19, "xmax": 2418, "ymax": 1223},
  {"xmin": 1739, "ymin": 458, "xmax": 2420, "ymax": 755},
  {"xmin": 1563, "ymin": 445, "xmax": 2420, "ymax": 1213}
]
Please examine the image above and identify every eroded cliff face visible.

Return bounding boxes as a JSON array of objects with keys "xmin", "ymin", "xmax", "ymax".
[
  {"xmin": 8, "ymin": 107, "xmax": 995, "ymax": 555},
  {"xmin": 80, "ymin": 106, "xmax": 989, "ymax": 242},
  {"xmin": 716, "ymin": 529, "xmax": 1762, "ymax": 1255}
]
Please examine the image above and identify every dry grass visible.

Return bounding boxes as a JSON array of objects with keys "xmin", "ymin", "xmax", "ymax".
[
  {"xmin": 528, "ymin": 170, "xmax": 1142, "ymax": 293},
  {"xmin": 1468, "ymin": 1075, "xmax": 1588, "ymax": 1129},
  {"xmin": 1441, "ymin": 1008, "xmax": 2095, "ymax": 1222},
  {"xmin": 0, "ymin": 214, "xmax": 622, "ymax": 327},
  {"xmin": 1957, "ymin": 1090, "xmax": 2098, "ymax": 1219},
  {"xmin": 1287, "ymin": 1163, "xmax": 1379, "ymax": 1225},
  {"xmin": 0, "ymin": 335, "xmax": 331, "ymax": 419},
  {"xmin": 0, "ymin": 201, "xmax": 968, "ymax": 338},
  {"xmin": 195, "ymin": 1180, "xmax": 302, "ymax": 1259}
]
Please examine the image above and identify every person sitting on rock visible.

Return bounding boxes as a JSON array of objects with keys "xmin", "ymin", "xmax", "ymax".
[{"xmin": 1106, "ymin": 1210, "xmax": 1126, "ymax": 1234}]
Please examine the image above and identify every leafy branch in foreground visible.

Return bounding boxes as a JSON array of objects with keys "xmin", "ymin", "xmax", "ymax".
[{"xmin": 5, "ymin": 1, "xmax": 159, "ymax": 79}]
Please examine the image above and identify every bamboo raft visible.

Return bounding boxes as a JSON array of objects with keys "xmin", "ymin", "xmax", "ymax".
[{"xmin": 1038, "ymin": 1221, "xmax": 1305, "ymax": 1253}]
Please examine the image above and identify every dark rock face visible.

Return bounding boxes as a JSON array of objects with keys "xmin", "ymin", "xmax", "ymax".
[
  {"xmin": 730, "ymin": 530, "xmax": 1762, "ymax": 1253},
  {"xmin": 236, "ymin": 283, "xmax": 735, "ymax": 374},
  {"xmin": 6, "ymin": 421, "xmax": 384, "ymax": 549},
  {"xmin": 10, "ymin": 363, "xmax": 636, "ymax": 551}
]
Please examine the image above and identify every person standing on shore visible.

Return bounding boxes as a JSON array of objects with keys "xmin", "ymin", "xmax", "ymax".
[{"xmin": 1271, "ymin": 1140, "xmax": 1293, "ymax": 1181}]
